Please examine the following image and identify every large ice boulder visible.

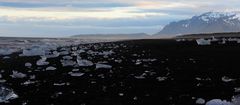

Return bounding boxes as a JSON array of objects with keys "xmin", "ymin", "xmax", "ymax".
[{"xmin": 206, "ymin": 99, "xmax": 232, "ymax": 105}]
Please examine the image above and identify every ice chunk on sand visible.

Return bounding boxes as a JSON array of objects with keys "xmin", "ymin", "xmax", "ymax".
[
  {"xmin": 196, "ymin": 98, "xmax": 205, "ymax": 104},
  {"xmin": 77, "ymin": 59, "xmax": 93, "ymax": 67},
  {"xmin": 46, "ymin": 66, "xmax": 57, "ymax": 71},
  {"xmin": 10, "ymin": 71, "xmax": 26, "ymax": 78},
  {"xmin": 96, "ymin": 63, "xmax": 112, "ymax": 69},
  {"xmin": 196, "ymin": 39, "xmax": 211, "ymax": 45},
  {"xmin": 36, "ymin": 56, "xmax": 49, "ymax": 66},
  {"xmin": 0, "ymin": 86, "xmax": 18, "ymax": 103},
  {"xmin": 61, "ymin": 60, "xmax": 76, "ymax": 67},
  {"xmin": 25, "ymin": 62, "xmax": 32, "ymax": 68}
]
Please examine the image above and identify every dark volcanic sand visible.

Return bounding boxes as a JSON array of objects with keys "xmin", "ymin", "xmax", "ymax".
[{"xmin": 0, "ymin": 39, "xmax": 240, "ymax": 105}]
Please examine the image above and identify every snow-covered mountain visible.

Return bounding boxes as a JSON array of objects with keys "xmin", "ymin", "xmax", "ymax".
[{"xmin": 157, "ymin": 12, "xmax": 240, "ymax": 36}]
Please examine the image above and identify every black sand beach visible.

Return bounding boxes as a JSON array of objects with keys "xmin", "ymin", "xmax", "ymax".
[{"xmin": 0, "ymin": 39, "xmax": 240, "ymax": 105}]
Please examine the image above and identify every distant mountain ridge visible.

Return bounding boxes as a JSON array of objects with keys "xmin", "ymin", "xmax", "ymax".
[
  {"xmin": 71, "ymin": 33, "xmax": 149, "ymax": 39},
  {"xmin": 157, "ymin": 11, "xmax": 240, "ymax": 36}
]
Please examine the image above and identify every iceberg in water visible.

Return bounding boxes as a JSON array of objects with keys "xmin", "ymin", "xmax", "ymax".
[{"xmin": 0, "ymin": 86, "xmax": 18, "ymax": 103}]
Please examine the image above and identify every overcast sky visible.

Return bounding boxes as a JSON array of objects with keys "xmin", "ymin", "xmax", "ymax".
[{"xmin": 0, "ymin": 0, "xmax": 238, "ymax": 37}]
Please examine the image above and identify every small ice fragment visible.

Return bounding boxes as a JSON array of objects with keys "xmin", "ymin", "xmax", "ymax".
[
  {"xmin": 72, "ymin": 69, "xmax": 79, "ymax": 72},
  {"xmin": 61, "ymin": 60, "xmax": 76, "ymax": 67},
  {"xmin": 22, "ymin": 80, "xmax": 35, "ymax": 86},
  {"xmin": 46, "ymin": 66, "xmax": 57, "ymax": 71},
  {"xmin": 196, "ymin": 98, "xmax": 205, "ymax": 104},
  {"xmin": 3, "ymin": 56, "xmax": 10, "ymax": 59},
  {"xmin": 196, "ymin": 38, "xmax": 211, "ymax": 45},
  {"xmin": 25, "ymin": 62, "xmax": 32, "ymax": 68},
  {"xmin": 72, "ymin": 47, "xmax": 78, "ymax": 51},
  {"xmin": 59, "ymin": 51, "xmax": 69, "ymax": 55},
  {"xmin": 135, "ymin": 59, "xmax": 142, "ymax": 65},
  {"xmin": 96, "ymin": 63, "xmax": 112, "ymax": 69},
  {"xmin": 132, "ymin": 54, "xmax": 138, "ymax": 57},
  {"xmin": 45, "ymin": 51, "xmax": 59, "ymax": 58},
  {"xmin": 133, "ymin": 96, "xmax": 138, "ymax": 100},
  {"xmin": 98, "ymin": 50, "xmax": 114, "ymax": 56},
  {"xmin": 36, "ymin": 56, "xmax": 49, "ymax": 66},
  {"xmin": 222, "ymin": 76, "xmax": 235, "ymax": 82},
  {"xmin": 30, "ymin": 75, "xmax": 36, "ymax": 80},
  {"xmin": 77, "ymin": 59, "xmax": 93, "ymax": 67},
  {"xmin": 156, "ymin": 76, "xmax": 168, "ymax": 82},
  {"xmin": 68, "ymin": 72, "xmax": 85, "ymax": 77},
  {"xmin": 0, "ymin": 86, "xmax": 18, "ymax": 103},
  {"xmin": 119, "ymin": 93, "xmax": 124, "ymax": 96},
  {"xmin": 114, "ymin": 59, "xmax": 122, "ymax": 63},
  {"xmin": 10, "ymin": 71, "xmax": 26, "ymax": 78},
  {"xmin": 135, "ymin": 73, "xmax": 146, "ymax": 79},
  {"xmin": 77, "ymin": 49, "xmax": 85, "ymax": 54},
  {"xmin": 62, "ymin": 56, "xmax": 73, "ymax": 60},
  {"xmin": 53, "ymin": 82, "xmax": 70, "ymax": 86},
  {"xmin": 0, "ymin": 80, "xmax": 6, "ymax": 83},
  {"xmin": 234, "ymin": 87, "xmax": 240, "ymax": 93}
]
